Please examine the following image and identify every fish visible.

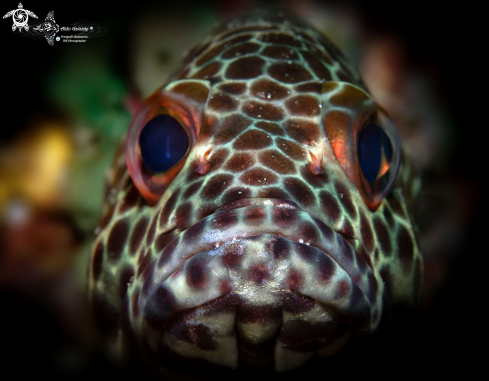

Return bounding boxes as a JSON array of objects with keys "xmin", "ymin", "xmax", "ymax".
[{"xmin": 88, "ymin": 10, "xmax": 423, "ymax": 377}]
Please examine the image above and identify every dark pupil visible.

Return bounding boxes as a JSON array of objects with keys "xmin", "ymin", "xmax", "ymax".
[
  {"xmin": 358, "ymin": 123, "xmax": 393, "ymax": 182},
  {"xmin": 139, "ymin": 114, "xmax": 189, "ymax": 173}
]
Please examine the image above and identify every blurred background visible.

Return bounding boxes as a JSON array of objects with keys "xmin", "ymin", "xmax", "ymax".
[{"xmin": 1, "ymin": 0, "xmax": 483, "ymax": 379}]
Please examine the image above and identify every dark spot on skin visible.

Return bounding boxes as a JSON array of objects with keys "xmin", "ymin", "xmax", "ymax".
[
  {"xmin": 184, "ymin": 220, "xmax": 206, "ymax": 243},
  {"xmin": 366, "ymin": 272, "xmax": 378, "ymax": 303},
  {"xmin": 201, "ymin": 174, "xmax": 233, "ymax": 201},
  {"xmin": 257, "ymin": 32, "xmax": 302, "ymax": 47},
  {"xmin": 293, "ymin": 29, "xmax": 315, "ymax": 43},
  {"xmin": 198, "ymin": 114, "xmax": 218, "ymax": 141},
  {"xmin": 144, "ymin": 286, "xmax": 177, "ymax": 330},
  {"xmin": 386, "ymin": 191, "xmax": 405, "ymax": 218},
  {"xmin": 175, "ymin": 203, "xmax": 192, "ymax": 230},
  {"xmin": 335, "ymin": 183, "xmax": 357, "ymax": 219},
  {"xmin": 219, "ymin": 82, "xmax": 247, "ymax": 95},
  {"xmin": 160, "ymin": 191, "xmax": 179, "ymax": 226},
  {"xmin": 237, "ymin": 304, "xmax": 281, "ymax": 325},
  {"xmin": 296, "ymin": 242, "xmax": 316, "ymax": 262},
  {"xmin": 198, "ymin": 203, "xmax": 217, "ymax": 220},
  {"xmin": 171, "ymin": 81, "xmax": 210, "ymax": 104},
  {"xmin": 259, "ymin": 150, "xmax": 295, "ymax": 174},
  {"xmin": 319, "ymin": 191, "xmax": 341, "ymax": 224},
  {"xmin": 92, "ymin": 241, "xmax": 104, "ymax": 279},
  {"xmin": 183, "ymin": 41, "xmax": 210, "ymax": 66},
  {"xmin": 337, "ymin": 279, "xmax": 349, "ymax": 298},
  {"xmin": 312, "ymin": 45, "xmax": 334, "ymax": 65},
  {"xmin": 141, "ymin": 260, "xmax": 156, "ymax": 297},
  {"xmin": 118, "ymin": 185, "xmax": 140, "ymax": 213},
  {"xmin": 155, "ymin": 231, "xmax": 176, "ymax": 254},
  {"xmin": 337, "ymin": 70, "xmax": 356, "ymax": 83},
  {"xmin": 357, "ymin": 244, "xmax": 373, "ymax": 271},
  {"xmin": 215, "ymin": 114, "xmax": 252, "ymax": 144},
  {"xmin": 268, "ymin": 237, "xmax": 290, "ymax": 259},
  {"xmin": 272, "ymin": 206, "xmax": 297, "ymax": 228},
  {"xmin": 262, "ymin": 45, "xmax": 299, "ymax": 60},
  {"xmin": 213, "ymin": 210, "xmax": 239, "ymax": 229},
  {"xmin": 360, "ymin": 212, "xmax": 374, "ymax": 252},
  {"xmin": 224, "ymin": 152, "xmax": 254, "ymax": 172},
  {"xmin": 301, "ymin": 50, "xmax": 333, "ymax": 81},
  {"xmin": 339, "ymin": 219, "xmax": 355, "ymax": 239},
  {"xmin": 240, "ymin": 168, "xmax": 277, "ymax": 186},
  {"xmin": 294, "ymin": 82, "xmax": 323, "ymax": 93},
  {"xmin": 207, "ymin": 147, "xmax": 229, "ymax": 170},
  {"xmin": 129, "ymin": 217, "xmax": 149, "ymax": 255},
  {"xmin": 398, "ymin": 225, "xmax": 415, "ymax": 270},
  {"xmin": 283, "ymin": 292, "xmax": 316, "ymax": 314},
  {"xmin": 208, "ymin": 93, "xmax": 238, "ymax": 112},
  {"xmin": 300, "ymin": 166, "xmax": 329, "ymax": 188},
  {"xmin": 250, "ymin": 264, "xmax": 270, "ymax": 284},
  {"xmin": 337, "ymin": 235, "xmax": 354, "ymax": 266},
  {"xmin": 276, "ymin": 137, "xmax": 305, "ymax": 160},
  {"xmin": 313, "ymin": 216, "xmax": 335, "ymax": 241},
  {"xmin": 283, "ymin": 177, "xmax": 315, "ymax": 207},
  {"xmin": 146, "ymin": 216, "xmax": 158, "ymax": 247},
  {"xmin": 278, "ymin": 319, "xmax": 347, "ymax": 352},
  {"xmin": 286, "ymin": 269, "xmax": 301, "ymax": 290},
  {"xmin": 183, "ymin": 180, "xmax": 204, "ymax": 199},
  {"xmin": 330, "ymin": 84, "xmax": 369, "ymax": 109},
  {"xmin": 301, "ymin": 223, "xmax": 318, "ymax": 243},
  {"xmin": 257, "ymin": 187, "xmax": 289, "ymax": 200},
  {"xmin": 254, "ymin": 121, "xmax": 284, "ymax": 136},
  {"xmin": 384, "ymin": 206, "xmax": 395, "ymax": 228},
  {"xmin": 250, "ymin": 79, "xmax": 289, "ymax": 101},
  {"xmin": 285, "ymin": 95, "xmax": 321, "ymax": 117},
  {"xmin": 99, "ymin": 202, "xmax": 116, "ymax": 230},
  {"xmin": 220, "ymin": 279, "xmax": 232, "ymax": 294},
  {"xmin": 191, "ymin": 61, "xmax": 222, "ymax": 79},
  {"xmin": 245, "ymin": 206, "xmax": 266, "ymax": 223},
  {"xmin": 187, "ymin": 258, "xmax": 207, "ymax": 290},
  {"xmin": 119, "ymin": 267, "xmax": 134, "ymax": 299},
  {"xmin": 107, "ymin": 219, "xmax": 129, "ymax": 261},
  {"xmin": 222, "ymin": 187, "xmax": 252, "ymax": 204},
  {"xmin": 221, "ymin": 42, "xmax": 261, "ymax": 59},
  {"xmin": 170, "ymin": 319, "xmax": 218, "ymax": 351},
  {"xmin": 268, "ymin": 62, "xmax": 312, "ymax": 83},
  {"xmin": 374, "ymin": 217, "xmax": 391, "ymax": 256},
  {"xmin": 233, "ymin": 129, "xmax": 272, "ymax": 150},
  {"xmin": 243, "ymin": 101, "xmax": 284, "ymax": 121},
  {"xmin": 222, "ymin": 242, "xmax": 245, "ymax": 268},
  {"xmin": 226, "ymin": 56, "xmax": 265, "ymax": 79},
  {"xmin": 284, "ymin": 119, "xmax": 319, "ymax": 144}
]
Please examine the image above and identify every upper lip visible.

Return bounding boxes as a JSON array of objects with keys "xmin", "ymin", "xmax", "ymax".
[{"xmin": 215, "ymin": 197, "xmax": 300, "ymax": 213}]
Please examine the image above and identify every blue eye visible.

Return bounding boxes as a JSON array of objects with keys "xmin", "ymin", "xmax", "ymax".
[
  {"xmin": 139, "ymin": 114, "xmax": 190, "ymax": 173},
  {"xmin": 357, "ymin": 123, "xmax": 393, "ymax": 183}
]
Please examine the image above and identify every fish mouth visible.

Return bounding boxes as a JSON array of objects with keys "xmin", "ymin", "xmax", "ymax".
[{"xmin": 133, "ymin": 198, "xmax": 383, "ymax": 372}]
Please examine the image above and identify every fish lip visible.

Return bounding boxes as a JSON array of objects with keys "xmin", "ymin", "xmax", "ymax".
[
  {"xmin": 144, "ymin": 199, "xmax": 378, "ymax": 336},
  {"xmin": 215, "ymin": 197, "xmax": 300, "ymax": 213}
]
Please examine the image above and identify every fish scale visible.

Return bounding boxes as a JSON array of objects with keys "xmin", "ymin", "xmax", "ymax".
[{"xmin": 88, "ymin": 11, "xmax": 422, "ymax": 377}]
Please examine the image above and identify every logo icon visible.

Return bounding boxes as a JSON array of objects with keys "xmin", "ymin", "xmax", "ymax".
[
  {"xmin": 3, "ymin": 3, "xmax": 37, "ymax": 32},
  {"xmin": 34, "ymin": 11, "xmax": 59, "ymax": 46}
]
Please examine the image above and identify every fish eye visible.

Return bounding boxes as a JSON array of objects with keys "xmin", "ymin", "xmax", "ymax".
[
  {"xmin": 355, "ymin": 111, "xmax": 400, "ymax": 209},
  {"xmin": 139, "ymin": 114, "xmax": 190, "ymax": 173},
  {"xmin": 357, "ymin": 122, "xmax": 393, "ymax": 183}
]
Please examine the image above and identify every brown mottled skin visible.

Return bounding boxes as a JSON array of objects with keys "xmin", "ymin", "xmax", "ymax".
[{"xmin": 88, "ymin": 11, "xmax": 422, "ymax": 377}]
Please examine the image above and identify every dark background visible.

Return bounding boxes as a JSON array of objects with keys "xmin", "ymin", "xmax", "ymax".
[{"xmin": 1, "ymin": 0, "xmax": 483, "ymax": 379}]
